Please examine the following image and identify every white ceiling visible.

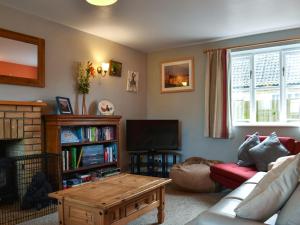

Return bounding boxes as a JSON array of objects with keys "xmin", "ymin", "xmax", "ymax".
[{"xmin": 0, "ymin": 0, "xmax": 300, "ymax": 52}]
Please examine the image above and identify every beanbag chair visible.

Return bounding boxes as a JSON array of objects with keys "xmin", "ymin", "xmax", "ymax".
[{"xmin": 170, "ymin": 157, "xmax": 221, "ymax": 192}]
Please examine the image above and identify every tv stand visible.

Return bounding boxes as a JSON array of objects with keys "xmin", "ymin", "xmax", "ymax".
[{"xmin": 129, "ymin": 150, "xmax": 181, "ymax": 177}]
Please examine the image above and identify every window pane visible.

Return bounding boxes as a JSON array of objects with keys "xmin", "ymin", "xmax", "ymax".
[
  {"xmin": 232, "ymin": 89, "xmax": 250, "ymax": 122},
  {"xmin": 231, "ymin": 56, "xmax": 251, "ymax": 89},
  {"xmin": 254, "ymin": 52, "xmax": 280, "ymax": 88},
  {"xmin": 256, "ymin": 89, "xmax": 280, "ymax": 122},
  {"xmin": 287, "ymin": 88, "xmax": 300, "ymax": 120},
  {"xmin": 285, "ymin": 51, "xmax": 300, "ymax": 86},
  {"xmin": 231, "ymin": 56, "xmax": 251, "ymax": 122}
]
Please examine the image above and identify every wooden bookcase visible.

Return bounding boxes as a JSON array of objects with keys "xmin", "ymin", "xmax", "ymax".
[{"xmin": 43, "ymin": 115, "xmax": 121, "ymax": 189}]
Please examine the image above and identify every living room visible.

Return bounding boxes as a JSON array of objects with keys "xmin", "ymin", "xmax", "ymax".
[{"xmin": 0, "ymin": 0, "xmax": 300, "ymax": 225}]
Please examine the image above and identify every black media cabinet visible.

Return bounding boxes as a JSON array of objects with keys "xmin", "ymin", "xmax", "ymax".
[{"xmin": 129, "ymin": 150, "xmax": 181, "ymax": 178}]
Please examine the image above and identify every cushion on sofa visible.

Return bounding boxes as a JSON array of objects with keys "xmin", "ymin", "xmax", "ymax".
[
  {"xmin": 247, "ymin": 135, "xmax": 296, "ymax": 154},
  {"xmin": 237, "ymin": 132, "xmax": 260, "ymax": 166},
  {"xmin": 186, "ymin": 211, "xmax": 267, "ymax": 225},
  {"xmin": 268, "ymin": 155, "xmax": 295, "ymax": 171},
  {"xmin": 185, "ymin": 172, "xmax": 269, "ymax": 225},
  {"xmin": 235, "ymin": 154, "xmax": 300, "ymax": 222},
  {"xmin": 210, "ymin": 173, "xmax": 242, "ymax": 190},
  {"xmin": 210, "ymin": 135, "xmax": 297, "ymax": 190},
  {"xmin": 210, "ymin": 163, "xmax": 257, "ymax": 183},
  {"xmin": 276, "ymin": 184, "xmax": 300, "ymax": 225},
  {"xmin": 249, "ymin": 132, "xmax": 290, "ymax": 172}
]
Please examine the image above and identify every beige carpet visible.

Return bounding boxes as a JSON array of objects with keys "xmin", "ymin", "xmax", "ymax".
[{"xmin": 18, "ymin": 186, "xmax": 224, "ymax": 225}]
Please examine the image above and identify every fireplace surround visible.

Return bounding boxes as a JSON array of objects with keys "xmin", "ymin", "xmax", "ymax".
[
  {"xmin": 0, "ymin": 100, "xmax": 59, "ymax": 225},
  {"xmin": 0, "ymin": 100, "xmax": 47, "ymax": 156}
]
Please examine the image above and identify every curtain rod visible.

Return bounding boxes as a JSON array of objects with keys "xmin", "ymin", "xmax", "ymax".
[{"xmin": 203, "ymin": 36, "xmax": 300, "ymax": 54}]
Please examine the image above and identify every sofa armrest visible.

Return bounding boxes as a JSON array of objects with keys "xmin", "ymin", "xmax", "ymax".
[{"xmin": 185, "ymin": 211, "xmax": 267, "ymax": 225}]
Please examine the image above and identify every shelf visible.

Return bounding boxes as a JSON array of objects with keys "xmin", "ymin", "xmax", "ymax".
[
  {"xmin": 131, "ymin": 162, "xmax": 174, "ymax": 167},
  {"xmin": 63, "ymin": 162, "xmax": 117, "ymax": 174},
  {"xmin": 61, "ymin": 140, "xmax": 118, "ymax": 147}
]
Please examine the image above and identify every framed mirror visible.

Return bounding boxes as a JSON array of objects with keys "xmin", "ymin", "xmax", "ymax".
[{"xmin": 0, "ymin": 28, "xmax": 45, "ymax": 87}]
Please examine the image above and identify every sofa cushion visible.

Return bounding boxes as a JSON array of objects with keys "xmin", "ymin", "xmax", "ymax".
[
  {"xmin": 210, "ymin": 163, "xmax": 257, "ymax": 183},
  {"xmin": 210, "ymin": 173, "xmax": 242, "ymax": 190},
  {"xmin": 249, "ymin": 132, "xmax": 290, "ymax": 172},
  {"xmin": 244, "ymin": 172, "xmax": 266, "ymax": 184},
  {"xmin": 186, "ymin": 211, "xmax": 267, "ymax": 225},
  {"xmin": 225, "ymin": 183, "xmax": 257, "ymax": 201},
  {"xmin": 235, "ymin": 154, "xmax": 300, "ymax": 222},
  {"xmin": 268, "ymin": 155, "xmax": 295, "ymax": 171},
  {"xmin": 225, "ymin": 172, "xmax": 265, "ymax": 200},
  {"xmin": 237, "ymin": 132, "xmax": 260, "ymax": 166},
  {"xmin": 276, "ymin": 184, "xmax": 300, "ymax": 225},
  {"xmin": 247, "ymin": 135, "xmax": 296, "ymax": 154}
]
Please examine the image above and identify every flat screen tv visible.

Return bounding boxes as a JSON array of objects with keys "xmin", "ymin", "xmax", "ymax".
[{"xmin": 126, "ymin": 120, "xmax": 179, "ymax": 151}]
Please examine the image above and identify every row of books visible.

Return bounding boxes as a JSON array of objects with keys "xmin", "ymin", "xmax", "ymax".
[
  {"xmin": 62, "ymin": 144, "xmax": 118, "ymax": 171},
  {"xmin": 61, "ymin": 126, "xmax": 115, "ymax": 144}
]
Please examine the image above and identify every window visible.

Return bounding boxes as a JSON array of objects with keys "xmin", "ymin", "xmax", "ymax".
[{"xmin": 231, "ymin": 44, "xmax": 300, "ymax": 125}]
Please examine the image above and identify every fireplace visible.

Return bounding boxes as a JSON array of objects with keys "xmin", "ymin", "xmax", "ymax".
[
  {"xmin": 0, "ymin": 101, "xmax": 59, "ymax": 225},
  {"xmin": 0, "ymin": 158, "xmax": 17, "ymax": 203}
]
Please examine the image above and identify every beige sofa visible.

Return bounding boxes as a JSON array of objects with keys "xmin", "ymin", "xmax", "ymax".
[{"xmin": 185, "ymin": 172, "xmax": 278, "ymax": 225}]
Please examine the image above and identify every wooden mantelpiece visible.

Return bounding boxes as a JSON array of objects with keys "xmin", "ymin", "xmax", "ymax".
[{"xmin": 0, "ymin": 100, "xmax": 47, "ymax": 107}]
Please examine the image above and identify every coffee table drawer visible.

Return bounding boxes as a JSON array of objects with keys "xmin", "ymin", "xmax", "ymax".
[
  {"xmin": 64, "ymin": 203, "xmax": 97, "ymax": 225},
  {"xmin": 125, "ymin": 190, "xmax": 157, "ymax": 216}
]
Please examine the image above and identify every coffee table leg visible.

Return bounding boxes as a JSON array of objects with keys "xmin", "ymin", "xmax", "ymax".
[
  {"xmin": 157, "ymin": 186, "xmax": 165, "ymax": 224},
  {"xmin": 58, "ymin": 200, "xmax": 64, "ymax": 225}
]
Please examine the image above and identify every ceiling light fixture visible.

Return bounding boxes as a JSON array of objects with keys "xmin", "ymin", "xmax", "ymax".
[{"xmin": 86, "ymin": 0, "xmax": 118, "ymax": 6}]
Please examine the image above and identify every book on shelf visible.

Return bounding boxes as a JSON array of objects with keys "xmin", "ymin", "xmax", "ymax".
[
  {"xmin": 69, "ymin": 126, "xmax": 116, "ymax": 143},
  {"xmin": 61, "ymin": 143, "xmax": 117, "ymax": 171},
  {"xmin": 61, "ymin": 128, "xmax": 80, "ymax": 144},
  {"xmin": 71, "ymin": 147, "xmax": 77, "ymax": 169},
  {"xmin": 104, "ymin": 143, "xmax": 118, "ymax": 163}
]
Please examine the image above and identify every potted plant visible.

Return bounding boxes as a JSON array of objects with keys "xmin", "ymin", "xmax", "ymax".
[{"xmin": 77, "ymin": 61, "xmax": 95, "ymax": 115}]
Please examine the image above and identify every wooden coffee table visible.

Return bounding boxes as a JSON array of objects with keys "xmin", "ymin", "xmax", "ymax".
[{"xmin": 49, "ymin": 173, "xmax": 171, "ymax": 225}]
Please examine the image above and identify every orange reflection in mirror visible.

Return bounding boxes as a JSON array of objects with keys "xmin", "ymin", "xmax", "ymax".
[{"xmin": 0, "ymin": 61, "xmax": 37, "ymax": 79}]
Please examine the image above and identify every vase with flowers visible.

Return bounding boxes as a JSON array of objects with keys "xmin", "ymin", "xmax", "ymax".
[{"xmin": 77, "ymin": 61, "xmax": 95, "ymax": 115}]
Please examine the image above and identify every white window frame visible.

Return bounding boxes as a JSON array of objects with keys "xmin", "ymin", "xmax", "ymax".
[{"xmin": 231, "ymin": 44, "xmax": 300, "ymax": 127}]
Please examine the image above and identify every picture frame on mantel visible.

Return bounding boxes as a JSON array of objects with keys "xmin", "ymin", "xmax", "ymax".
[
  {"xmin": 56, "ymin": 97, "xmax": 73, "ymax": 115},
  {"xmin": 161, "ymin": 57, "xmax": 194, "ymax": 93}
]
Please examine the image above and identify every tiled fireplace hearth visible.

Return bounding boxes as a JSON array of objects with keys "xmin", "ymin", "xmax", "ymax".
[{"xmin": 0, "ymin": 100, "xmax": 46, "ymax": 156}]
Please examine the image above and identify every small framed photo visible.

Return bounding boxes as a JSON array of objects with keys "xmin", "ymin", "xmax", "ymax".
[
  {"xmin": 56, "ymin": 97, "xmax": 73, "ymax": 115},
  {"xmin": 109, "ymin": 60, "xmax": 122, "ymax": 77},
  {"xmin": 126, "ymin": 71, "xmax": 139, "ymax": 93},
  {"xmin": 161, "ymin": 57, "xmax": 194, "ymax": 93}
]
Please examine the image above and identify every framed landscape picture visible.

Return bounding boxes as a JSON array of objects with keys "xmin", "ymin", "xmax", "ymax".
[{"xmin": 161, "ymin": 57, "xmax": 194, "ymax": 93}]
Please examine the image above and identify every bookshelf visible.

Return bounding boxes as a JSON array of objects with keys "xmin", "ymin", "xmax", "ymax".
[{"xmin": 44, "ymin": 115, "xmax": 121, "ymax": 189}]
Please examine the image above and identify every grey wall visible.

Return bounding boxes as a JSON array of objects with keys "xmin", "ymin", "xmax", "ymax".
[
  {"xmin": 1, "ymin": 3, "xmax": 300, "ymax": 165},
  {"xmin": 147, "ymin": 28, "xmax": 300, "ymax": 162},
  {"xmin": 0, "ymin": 5, "xmax": 147, "ymax": 168}
]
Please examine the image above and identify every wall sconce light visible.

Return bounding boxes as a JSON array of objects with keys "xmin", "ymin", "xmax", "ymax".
[{"xmin": 97, "ymin": 62, "xmax": 110, "ymax": 77}]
